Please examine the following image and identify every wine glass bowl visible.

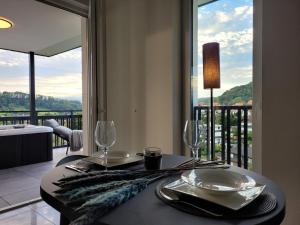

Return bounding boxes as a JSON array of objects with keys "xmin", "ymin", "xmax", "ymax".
[
  {"xmin": 94, "ymin": 120, "xmax": 117, "ymax": 169},
  {"xmin": 183, "ymin": 120, "xmax": 206, "ymax": 165}
]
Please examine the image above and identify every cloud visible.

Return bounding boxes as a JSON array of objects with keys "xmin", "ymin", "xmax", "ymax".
[
  {"xmin": 36, "ymin": 73, "xmax": 82, "ymax": 97},
  {"xmin": 215, "ymin": 5, "xmax": 253, "ymax": 24},
  {"xmin": 0, "ymin": 72, "xmax": 82, "ymax": 99},
  {"xmin": 198, "ymin": 28, "xmax": 253, "ymax": 56},
  {"xmin": 0, "ymin": 48, "xmax": 82, "ymax": 98},
  {"xmin": 228, "ymin": 65, "xmax": 252, "ymax": 79},
  {"xmin": 0, "ymin": 50, "xmax": 28, "ymax": 68},
  {"xmin": 36, "ymin": 48, "xmax": 81, "ymax": 70},
  {"xmin": 234, "ymin": 6, "xmax": 253, "ymax": 18},
  {"xmin": 197, "ymin": 2, "xmax": 253, "ymax": 58},
  {"xmin": 0, "ymin": 77, "xmax": 29, "ymax": 93},
  {"xmin": 216, "ymin": 11, "xmax": 231, "ymax": 23},
  {"xmin": 196, "ymin": 1, "xmax": 253, "ymax": 98},
  {"xmin": 0, "ymin": 60, "xmax": 20, "ymax": 67},
  {"xmin": 200, "ymin": 4, "xmax": 253, "ymax": 27}
]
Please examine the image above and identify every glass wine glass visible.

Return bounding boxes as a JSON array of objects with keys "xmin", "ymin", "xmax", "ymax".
[
  {"xmin": 95, "ymin": 120, "xmax": 117, "ymax": 170},
  {"xmin": 183, "ymin": 120, "xmax": 205, "ymax": 168}
]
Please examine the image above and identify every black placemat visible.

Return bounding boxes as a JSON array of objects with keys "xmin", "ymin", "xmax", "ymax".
[{"xmin": 156, "ymin": 178, "xmax": 277, "ymax": 219}]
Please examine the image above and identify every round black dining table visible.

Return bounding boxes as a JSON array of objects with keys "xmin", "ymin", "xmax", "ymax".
[{"xmin": 40, "ymin": 155, "xmax": 285, "ymax": 225}]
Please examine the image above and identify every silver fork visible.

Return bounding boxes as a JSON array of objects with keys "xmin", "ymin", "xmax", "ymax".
[{"xmin": 177, "ymin": 159, "xmax": 225, "ymax": 169}]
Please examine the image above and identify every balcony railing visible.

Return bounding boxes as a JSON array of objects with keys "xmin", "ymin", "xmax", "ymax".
[
  {"xmin": 0, "ymin": 110, "xmax": 82, "ymax": 148},
  {"xmin": 0, "ymin": 107, "xmax": 252, "ymax": 168},
  {"xmin": 193, "ymin": 106, "xmax": 252, "ymax": 169}
]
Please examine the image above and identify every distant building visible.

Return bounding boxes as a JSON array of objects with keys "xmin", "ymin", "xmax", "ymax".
[
  {"xmin": 198, "ymin": 102, "xmax": 207, "ymax": 106},
  {"xmin": 233, "ymin": 102, "xmax": 244, "ymax": 106}
]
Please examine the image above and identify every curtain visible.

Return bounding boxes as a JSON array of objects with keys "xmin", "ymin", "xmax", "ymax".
[
  {"xmin": 35, "ymin": 0, "xmax": 107, "ymax": 155},
  {"xmin": 181, "ymin": 0, "xmax": 193, "ymax": 156},
  {"xmin": 83, "ymin": 0, "xmax": 107, "ymax": 155}
]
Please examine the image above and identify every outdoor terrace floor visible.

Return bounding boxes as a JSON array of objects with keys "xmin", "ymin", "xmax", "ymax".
[
  {"xmin": 0, "ymin": 201, "xmax": 60, "ymax": 225},
  {"xmin": 0, "ymin": 147, "xmax": 83, "ymax": 210}
]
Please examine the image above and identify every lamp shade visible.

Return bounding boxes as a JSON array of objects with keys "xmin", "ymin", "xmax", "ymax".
[{"xmin": 203, "ymin": 42, "xmax": 220, "ymax": 89}]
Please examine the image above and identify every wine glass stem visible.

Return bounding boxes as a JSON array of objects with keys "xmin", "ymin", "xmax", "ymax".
[
  {"xmin": 192, "ymin": 148, "xmax": 198, "ymax": 168},
  {"xmin": 104, "ymin": 147, "xmax": 108, "ymax": 171}
]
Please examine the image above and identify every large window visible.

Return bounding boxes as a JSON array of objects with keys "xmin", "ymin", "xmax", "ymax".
[
  {"xmin": 0, "ymin": 48, "xmax": 82, "ymax": 112},
  {"xmin": 35, "ymin": 48, "xmax": 82, "ymax": 111},
  {"xmin": 193, "ymin": 0, "xmax": 253, "ymax": 167},
  {"xmin": 0, "ymin": 50, "xmax": 29, "ymax": 111},
  {"xmin": 193, "ymin": 0, "xmax": 253, "ymax": 106}
]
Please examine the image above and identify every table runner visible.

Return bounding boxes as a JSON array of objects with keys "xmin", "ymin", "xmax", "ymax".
[{"xmin": 55, "ymin": 170, "xmax": 178, "ymax": 225}]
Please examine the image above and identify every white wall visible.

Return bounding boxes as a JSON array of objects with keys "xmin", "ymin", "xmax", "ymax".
[
  {"xmin": 259, "ymin": 0, "xmax": 300, "ymax": 224},
  {"xmin": 105, "ymin": 0, "xmax": 181, "ymax": 154}
]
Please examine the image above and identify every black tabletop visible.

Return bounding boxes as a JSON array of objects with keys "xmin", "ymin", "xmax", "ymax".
[{"xmin": 40, "ymin": 155, "xmax": 285, "ymax": 225}]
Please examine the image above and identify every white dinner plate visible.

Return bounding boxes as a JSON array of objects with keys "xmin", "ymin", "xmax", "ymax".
[
  {"xmin": 163, "ymin": 179, "xmax": 265, "ymax": 211},
  {"xmin": 181, "ymin": 168, "xmax": 256, "ymax": 193}
]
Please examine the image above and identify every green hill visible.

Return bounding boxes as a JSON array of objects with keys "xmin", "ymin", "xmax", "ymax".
[
  {"xmin": 198, "ymin": 82, "xmax": 252, "ymax": 106},
  {"xmin": 0, "ymin": 92, "xmax": 82, "ymax": 111},
  {"xmin": 218, "ymin": 82, "xmax": 252, "ymax": 105}
]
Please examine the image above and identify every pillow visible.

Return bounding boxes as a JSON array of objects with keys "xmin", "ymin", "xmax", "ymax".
[
  {"xmin": 54, "ymin": 126, "xmax": 72, "ymax": 140},
  {"xmin": 44, "ymin": 119, "xmax": 60, "ymax": 128}
]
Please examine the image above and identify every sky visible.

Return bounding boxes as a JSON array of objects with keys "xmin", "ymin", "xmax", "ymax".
[
  {"xmin": 196, "ymin": 0, "xmax": 253, "ymax": 98},
  {"xmin": 0, "ymin": 47, "xmax": 82, "ymax": 101},
  {"xmin": 0, "ymin": 0, "xmax": 252, "ymax": 102}
]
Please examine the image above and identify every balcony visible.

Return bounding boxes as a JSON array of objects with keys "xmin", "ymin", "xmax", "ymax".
[
  {"xmin": 193, "ymin": 105, "xmax": 252, "ymax": 169},
  {"xmin": 0, "ymin": 110, "xmax": 82, "ymax": 148},
  {"xmin": 0, "ymin": 110, "xmax": 83, "ymax": 208},
  {"xmin": 0, "ymin": 107, "xmax": 252, "ymax": 169}
]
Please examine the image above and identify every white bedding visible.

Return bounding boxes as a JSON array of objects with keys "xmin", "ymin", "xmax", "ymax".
[{"xmin": 0, "ymin": 125, "xmax": 53, "ymax": 136}]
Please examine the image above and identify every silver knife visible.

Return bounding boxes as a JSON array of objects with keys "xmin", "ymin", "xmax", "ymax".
[
  {"xmin": 65, "ymin": 165, "xmax": 85, "ymax": 173},
  {"xmin": 160, "ymin": 188, "xmax": 223, "ymax": 217}
]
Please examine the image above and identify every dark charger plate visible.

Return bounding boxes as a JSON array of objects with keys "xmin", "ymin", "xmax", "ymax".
[
  {"xmin": 156, "ymin": 177, "xmax": 277, "ymax": 219},
  {"xmin": 72, "ymin": 152, "xmax": 144, "ymax": 171}
]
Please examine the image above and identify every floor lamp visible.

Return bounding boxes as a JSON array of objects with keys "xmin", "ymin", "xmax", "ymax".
[{"xmin": 203, "ymin": 42, "xmax": 220, "ymax": 161}]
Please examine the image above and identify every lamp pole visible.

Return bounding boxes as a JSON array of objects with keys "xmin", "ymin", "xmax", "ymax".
[
  {"xmin": 210, "ymin": 88, "xmax": 215, "ymax": 160},
  {"xmin": 203, "ymin": 42, "xmax": 220, "ymax": 161},
  {"xmin": 29, "ymin": 52, "xmax": 37, "ymax": 125}
]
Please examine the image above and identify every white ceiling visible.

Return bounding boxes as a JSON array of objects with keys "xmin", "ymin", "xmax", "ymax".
[{"xmin": 0, "ymin": 0, "xmax": 82, "ymax": 57}]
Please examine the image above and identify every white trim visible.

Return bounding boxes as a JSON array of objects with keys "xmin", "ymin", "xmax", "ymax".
[
  {"xmin": 83, "ymin": 0, "xmax": 107, "ymax": 156},
  {"xmin": 0, "ymin": 198, "xmax": 41, "ymax": 214},
  {"xmin": 81, "ymin": 17, "xmax": 89, "ymax": 156},
  {"xmin": 192, "ymin": 0, "xmax": 199, "ymax": 107},
  {"xmin": 252, "ymin": 0, "xmax": 262, "ymax": 173}
]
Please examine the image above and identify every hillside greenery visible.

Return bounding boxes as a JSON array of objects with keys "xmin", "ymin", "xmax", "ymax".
[
  {"xmin": 198, "ymin": 82, "xmax": 252, "ymax": 105},
  {"xmin": 0, "ymin": 91, "xmax": 82, "ymax": 111}
]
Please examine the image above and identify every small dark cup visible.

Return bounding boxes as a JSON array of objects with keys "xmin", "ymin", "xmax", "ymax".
[{"xmin": 144, "ymin": 147, "xmax": 162, "ymax": 170}]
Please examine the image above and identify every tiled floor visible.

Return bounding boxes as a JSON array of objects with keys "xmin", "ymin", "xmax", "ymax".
[
  {"xmin": 0, "ymin": 148, "xmax": 83, "ymax": 210},
  {"xmin": 0, "ymin": 201, "xmax": 60, "ymax": 225}
]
